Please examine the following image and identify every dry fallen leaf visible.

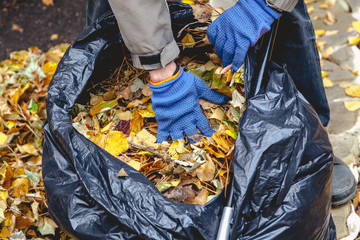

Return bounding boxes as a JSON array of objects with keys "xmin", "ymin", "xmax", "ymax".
[
  {"xmin": 11, "ymin": 178, "xmax": 29, "ymax": 198},
  {"xmin": 117, "ymin": 168, "xmax": 129, "ymax": 177},
  {"xmin": 348, "ymin": 36, "xmax": 360, "ymax": 46},
  {"xmin": 181, "ymin": 33, "xmax": 196, "ymax": 49},
  {"xmin": 345, "ymin": 85, "xmax": 360, "ymax": 97},
  {"xmin": 50, "ymin": 34, "xmax": 59, "ymax": 41},
  {"xmin": 353, "ymin": 21, "xmax": 360, "ymax": 34},
  {"xmin": 104, "ymin": 131, "xmax": 129, "ymax": 157},
  {"xmin": 0, "ymin": 133, "xmax": 8, "ymax": 145},
  {"xmin": 210, "ymin": 108, "xmax": 224, "ymax": 121},
  {"xmin": 344, "ymin": 101, "xmax": 360, "ymax": 111},
  {"xmin": 11, "ymin": 24, "xmax": 23, "ymax": 33},
  {"xmin": 142, "ymin": 84, "xmax": 153, "ymax": 97},
  {"xmin": 191, "ymin": 4, "xmax": 212, "ymax": 23},
  {"xmin": 324, "ymin": 11, "xmax": 337, "ymax": 25},
  {"xmin": 196, "ymin": 159, "xmax": 215, "ymax": 182},
  {"xmin": 42, "ymin": 0, "xmax": 54, "ymax": 6},
  {"xmin": 323, "ymin": 78, "xmax": 334, "ymax": 88}
]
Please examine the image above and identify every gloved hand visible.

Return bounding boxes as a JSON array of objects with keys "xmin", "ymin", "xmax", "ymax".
[
  {"xmin": 149, "ymin": 67, "xmax": 229, "ymax": 143},
  {"xmin": 207, "ymin": 0, "xmax": 282, "ymax": 72}
]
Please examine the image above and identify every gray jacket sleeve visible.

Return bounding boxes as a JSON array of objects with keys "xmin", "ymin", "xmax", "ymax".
[
  {"xmin": 108, "ymin": 0, "xmax": 298, "ymax": 70},
  {"xmin": 108, "ymin": 0, "xmax": 179, "ymax": 70},
  {"xmin": 265, "ymin": 0, "xmax": 299, "ymax": 12}
]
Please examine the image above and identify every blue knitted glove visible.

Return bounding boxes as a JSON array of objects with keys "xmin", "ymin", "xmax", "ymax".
[
  {"xmin": 207, "ymin": 0, "xmax": 281, "ymax": 72},
  {"xmin": 149, "ymin": 67, "xmax": 229, "ymax": 143}
]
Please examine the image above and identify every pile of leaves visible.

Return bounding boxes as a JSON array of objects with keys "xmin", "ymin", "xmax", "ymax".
[
  {"xmin": 0, "ymin": 45, "xmax": 71, "ymax": 239},
  {"xmin": 67, "ymin": 1, "xmax": 246, "ymax": 206},
  {"xmin": 72, "ymin": 53, "xmax": 245, "ymax": 205}
]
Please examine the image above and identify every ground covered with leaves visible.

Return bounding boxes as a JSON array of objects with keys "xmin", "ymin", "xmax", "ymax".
[
  {"xmin": 2, "ymin": 0, "xmax": 360, "ymax": 239},
  {"xmin": 0, "ymin": 2, "xmax": 244, "ymax": 238}
]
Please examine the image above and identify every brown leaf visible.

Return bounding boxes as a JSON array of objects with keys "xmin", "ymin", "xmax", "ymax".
[
  {"xmin": 142, "ymin": 84, "xmax": 153, "ymax": 97},
  {"xmin": 0, "ymin": 97, "xmax": 12, "ymax": 116},
  {"xmin": 15, "ymin": 216, "xmax": 34, "ymax": 229},
  {"xmin": 117, "ymin": 87, "xmax": 131, "ymax": 100},
  {"xmin": 165, "ymin": 185, "xmax": 197, "ymax": 203},
  {"xmin": 11, "ymin": 24, "xmax": 23, "ymax": 33},
  {"xmin": 117, "ymin": 168, "xmax": 128, "ymax": 177},
  {"xmin": 191, "ymin": 4, "xmax": 212, "ymax": 23},
  {"xmin": 195, "ymin": 189, "xmax": 208, "ymax": 205},
  {"xmin": 324, "ymin": 11, "xmax": 337, "ymax": 25},
  {"xmin": 103, "ymin": 90, "xmax": 117, "ymax": 101},
  {"xmin": 196, "ymin": 159, "xmax": 215, "ymax": 182},
  {"xmin": 11, "ymin": 178, "xmax": 29, "ymax": 198}
]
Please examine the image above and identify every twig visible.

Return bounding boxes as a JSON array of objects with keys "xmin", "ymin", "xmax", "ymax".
[{"xmin": 127, "ymin": 140, "xmax": 171, "ymax": 163}]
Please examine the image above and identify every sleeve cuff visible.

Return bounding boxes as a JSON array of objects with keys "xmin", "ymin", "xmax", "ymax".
[
  {"xmin": 265, "ymin": 0, "xmax": 299, "ymax": 12},
  {"xmin": 131, "ymin": 39, "xmax": 180, "ymax": 70}
]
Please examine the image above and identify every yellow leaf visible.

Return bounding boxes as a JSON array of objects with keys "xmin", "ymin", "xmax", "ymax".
[
  {"xmin": 89, "ymin": 99, "xmax": 118, "ymax": 115},
  {"xmin": 20, "ymin": 143, "xmax": 38, "ymax": 155},
  {"xmin": 100, "ymin": 122, "xmax": 113, "ymax": 133},
  {"xmin": 234, "ymin": 72, "xmax": 242, "ymax": 83},
  {"xmin": 353, "ymin": 21, "xmax": 360, "ymax": 34},
  {"xmin": 321, "ymin": 71, "xmax": 328, "ymax": 78},
  {"xmin": 182, "ymin": 0, "xmax": 195, "ymax": 5},
  {"xmin": 0, "ymin": 208, "xmax": 5, "ymax": 225},
  {"xmin": 196, "ymin": 160, "xmax": 215, "ymax": 182},
  {"xmin": 0, "ymin": 226, "xmax": 10, "ymax": 238},
  {"xmin": 6, "ymin": 121, "xmax": 15, "ymax": 129},
  {"xmin": 42, "ymin": 62, "xmax": 57, "ymax": 75},
  {"xmin": 225, "ymin": 129, "xmax": 237, "ymax": 139},
  {"xmin": 345, "ymin": 85, "xmax": 360, "ymax": 97},
  {"xmin": 104, "ymin": 131, "xmax": 128, "ymax": 157},
  {"xmin": 344, "ymin": 101, "xmax": 360, "ymax": 111},
  {"xmin": 128, "ymin": 160, "xmax": 141, "ymax": 171},
  {"xmin": 339, "ymin": 83, "xmax": 353, "ymax": 88},
  {"xmin": 181, "ymin": 33, "xmax": 196, "ymax": 49},
  {"xmin": 169, "ymin": 140, "xmax": 185, "ymax": 159},
  {"xmin": 0, "ymin": 133, "xmax": 7, "ymax": 145},
  {"xmin": 323, "ymin": 78, "xmax": 334, "ymax": 88},
  {"xmin": 314, "ymin": 29, "xmax": 325, "ymax": 38},
  {"xmin": 89, "ymin": 133, "xmax": 106, "ymax": 149},
  {"xmin": 169, "ymin": 179, "xmax": 181, "ymax": 187},
  {"xmin": 11, "ymin": 178, "xmax": 29, "ymax": 198},
  {"xmin": 0, "ymin": 190, "xmax": 8, "ymax": 202},
  {"xmin": 219, "ymin": 169, "xmax": 227, "ymax": 177},
  {"xmin": 130, "ymin": 108, "xmax": 144, "ymax": 133},
  {"xmin": 138, "ymin": 104, "xmax": 155, "ymax": 118},
  {"xmin": 307, "ymin": 6, "xmax": 314, "ymax": 14},
  {"xmin": 348, "ymin": 36, "xmax": 360, "ymax": 46}
]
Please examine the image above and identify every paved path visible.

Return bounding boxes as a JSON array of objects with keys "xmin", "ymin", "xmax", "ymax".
[{"xmin": 307, "ymin": 0, "xmax": 360, "ymax": 238}]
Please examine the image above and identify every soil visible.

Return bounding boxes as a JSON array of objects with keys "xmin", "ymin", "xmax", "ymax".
[{"xmin": 0, "ymin": 0, "xmax": 86, "ymax": 61}]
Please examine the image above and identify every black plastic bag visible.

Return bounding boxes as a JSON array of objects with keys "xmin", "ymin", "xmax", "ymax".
[
  {"xmin": 227, "ymin": 34, "xmax": 337, "ymax": 239},
  {"xmin": 42, "ymin": 7, "xmax": 336, "ymax": 240}
]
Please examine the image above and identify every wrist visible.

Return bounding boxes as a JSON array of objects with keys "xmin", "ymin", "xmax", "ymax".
[{"xmin": 149, "ymin": 62, "xmax": 177, "ymax": 83}]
